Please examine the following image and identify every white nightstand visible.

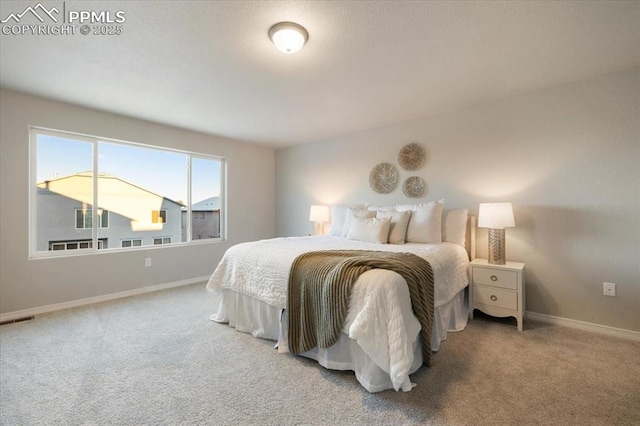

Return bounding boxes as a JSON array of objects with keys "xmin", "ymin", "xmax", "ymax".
[{"xmin": 469, "ymin": 259, "xmax": 525, "ymax": 331}]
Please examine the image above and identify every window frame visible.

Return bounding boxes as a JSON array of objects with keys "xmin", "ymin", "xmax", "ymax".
[
  {"xmin": 75, "ymin": 208, "xmax": 109, "ymax": 229},
  {"xmin": 29, "ymin": 126, "xmax": 226, "ymax": 259},
  {"xmin": 151, "ymin": 209, "xmax": 167, "ymax": 224},
  {"xmin": 121, "ymin": 239, "xmax": 143, "ymax": 248},
  {"xmin": 50, "ymin": 239, "xmax": 105, "ymax": 251},
  {"xmin": 153, "ymin": 237, "xmax": 172, "ymax": 245}
]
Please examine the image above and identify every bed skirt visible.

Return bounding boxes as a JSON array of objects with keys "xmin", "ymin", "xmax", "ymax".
[{"xmin": 209, "ymin": 287, "xmax": 468, "ymax": 392}]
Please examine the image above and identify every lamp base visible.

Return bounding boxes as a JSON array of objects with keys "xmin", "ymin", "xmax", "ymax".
[{"xmin": 488, "ymin": 228, "xmax": 506, "ymax": 265}]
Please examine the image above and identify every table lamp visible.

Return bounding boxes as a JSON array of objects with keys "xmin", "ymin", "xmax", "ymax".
[
  {"xmin": 478, "ymin": 202, "xmax": 515, "ymax": 265},
  {"xmin": 309, "ymin": 205, "xmax": 330, "ymax": 236}
]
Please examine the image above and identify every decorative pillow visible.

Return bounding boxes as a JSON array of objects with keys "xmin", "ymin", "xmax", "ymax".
[
  {"xmin": 347, "ymin": 216, "xmax": 392, "ymax": 244},
  {"xmin": 376, "ymin": 210, "xmax": 412, "ymax": 244},
  {"xmin": 366, "ymin": 205, "xmax": 396, "ymax": 212},
  {"xmin": 397, "ymin": 199, "xmax": 444, "ymax": 243},
  {"xmin": 329, "ymin": 204, "xmax": 365, "ymax": 236},
  {"xmin": 443, "ymin": 208, "xmax": 469, "ymax": 247},
  {"xmin": 341, "ymin": 207, "xmax": 375, "ymax": 237}
]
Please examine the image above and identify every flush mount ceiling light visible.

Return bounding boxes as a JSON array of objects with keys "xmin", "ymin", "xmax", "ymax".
[{"xmin": 269, "ymin": 22, "xmax": 308, "ymax": 54}]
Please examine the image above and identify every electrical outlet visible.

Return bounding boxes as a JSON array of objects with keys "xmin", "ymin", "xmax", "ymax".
[
  {"xmin": 145, "ymin": 258, "xmax": 152, "ymax": 267},
  {"xmin": 603, "ymin": 282, "xmax": 616, "ymax": 297}
]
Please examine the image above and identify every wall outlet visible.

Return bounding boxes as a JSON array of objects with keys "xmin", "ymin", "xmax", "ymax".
[
  {"xmin": 603, "ymin": 282, "xmax": 616, "ymax": 297},
  {"xmin": 145, "ymin": 257, "xmax": 152, "ymax": 267}
]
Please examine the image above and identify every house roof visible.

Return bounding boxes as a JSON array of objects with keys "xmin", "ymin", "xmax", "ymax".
[
  {"xmin": 1, "ymin": 2, "xmax": 638, "ymax": 148},
  {"xmin": 38, "ymin": 172, "xmax": 184, "ymax": 206},
  {"xmin": 191, "ymin": 197, "xmax": 220, "ymax": 212}
]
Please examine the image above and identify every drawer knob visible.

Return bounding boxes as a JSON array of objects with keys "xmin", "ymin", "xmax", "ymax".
[
  {"xmin": 490, "ymin": 295, "xmax": 498, "ymax": 301},
  {"xmin": 490, "ymin": 275, "xmax": 498, "ymax": 282}
]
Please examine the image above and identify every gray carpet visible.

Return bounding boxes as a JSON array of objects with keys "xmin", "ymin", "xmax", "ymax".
[{"xmin": 1, "ymin": 284, "xmax": 638, "ymax": 425}]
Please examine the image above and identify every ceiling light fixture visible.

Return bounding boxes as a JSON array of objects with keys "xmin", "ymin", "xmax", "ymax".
[{"xmin": 269, "ymin": 22, "xmax": 308, "ymax": 54}]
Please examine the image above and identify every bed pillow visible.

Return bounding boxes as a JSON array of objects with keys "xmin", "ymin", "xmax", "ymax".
[
  {"xmin": 329, "ymin": 204, "xmax": 365, "ymax": 236},
  {"xmin": 329, "ymin": 205, "xmax": 347, "ymax": 236},
  {"xmin": 376, "ymin": 210, "xmax": 412, "ymax": 244},
  {"xmin": 347, "ymin": 216, "xmax": 392, "ymax": 244},
  {"xmin": 341, "ymin": 207, "xmax": 375, "ymax": 237},
  {"xmin": 366, "ymin": 205, "xmax": 396, "ymax": 212},
  {"xmin": 443, "ymin": 208, "xmax": 469, "ymax": 247},
  {"xmin": 397, "ymin": 199, "xmax": 444, "ymax": 243}
]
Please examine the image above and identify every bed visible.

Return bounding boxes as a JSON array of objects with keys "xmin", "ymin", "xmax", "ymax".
[{"xmin": 206, "ymin": 202, "xmax": 475, "ymax": 392}]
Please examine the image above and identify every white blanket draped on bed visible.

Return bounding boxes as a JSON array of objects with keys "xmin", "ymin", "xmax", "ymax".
[{"xmin": 206, "ymin": 236, "xmax": 469, "ymax": 392}]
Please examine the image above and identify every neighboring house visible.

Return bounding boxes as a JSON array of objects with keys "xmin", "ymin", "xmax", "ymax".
[
  {"xmin": 36, "ymin": 173, "xmax": 184, "ymax": 252},
  {"xmin": 185, "ymin": 196, "xmax": 221, "ymax": 240}
]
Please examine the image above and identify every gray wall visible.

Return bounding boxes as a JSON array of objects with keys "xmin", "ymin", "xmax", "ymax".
[
  {"xmin": 0, "ymin": 89, "xmax": 275, "ymax": 314},
  {"xmin": 275, "ymin": 67, "xmax": 640, "ymax": 332}
]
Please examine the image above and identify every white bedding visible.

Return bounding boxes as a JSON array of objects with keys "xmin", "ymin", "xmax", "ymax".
[
  {"xmin": 207, "ymin": 236, "xmax": 469, "ymax": 308},
  {"xmin": 206, "ymin": 236, "xmax": 470, "ymax": 392}
]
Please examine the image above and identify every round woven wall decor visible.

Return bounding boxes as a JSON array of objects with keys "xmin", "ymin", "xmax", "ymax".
[
  {"xmin": 369, "ymin": 163, "xmax": 399, "ymax": 194},
  {"xmin": 402, "ymin": 176, "xmax": 426, "ymax": 198},
  {"xmin": 398, "ymin": 143, "xmax": 426, "ymax": 170}
]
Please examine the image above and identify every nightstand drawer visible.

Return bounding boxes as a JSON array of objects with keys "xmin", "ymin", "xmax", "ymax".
[
  {"xmin": 473, "ymin": 286, "xmax": 517, "ymax": 311},
  {"xmin": 473, "ymin": 267, "xmax": 517, "ymax": 290}
]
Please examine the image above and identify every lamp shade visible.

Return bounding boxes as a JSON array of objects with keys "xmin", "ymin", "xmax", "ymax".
[
  {"xmin": 269, "ymin": 22, "xmax": 308, "ymax": 54},
  {"xmin": 309, "ymin": 205, "xmax": 330, "ymax": 223},
  {"xmin": 478, "ymin": 203, "xmax": 515, "ymax": 229}
]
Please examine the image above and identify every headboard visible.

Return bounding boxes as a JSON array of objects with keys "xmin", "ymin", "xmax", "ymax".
[{"xmin": 465, "ymin": 215, "xmax": 477, "ymax": 261}]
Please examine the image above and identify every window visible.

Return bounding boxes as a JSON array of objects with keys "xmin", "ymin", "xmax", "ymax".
[
  {"xmin": 31, "ymin": 127, "xmax": 225, "ymax": 258},
  {"xmin": 121, "ymin": 239, "xmax": 142, "ymax": 248},
  {"xmin": 151, "ymin": 210, "xmax": 167, "ymax": 224},
  {"xmin": 50, "ymin": 239, "xmax": 105, "ymax": 251},
  {"xmin": 190, "ymin": 157, "xmax": 222, "ymax": 240},
  {"xmin": 76, "ymin": 209, "xmax": 109, "ymax": 229}
]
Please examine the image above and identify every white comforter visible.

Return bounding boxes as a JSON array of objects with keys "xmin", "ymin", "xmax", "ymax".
[{"xmin": 206, "ymin": 236, "xmax": 469, "ymax": 391}]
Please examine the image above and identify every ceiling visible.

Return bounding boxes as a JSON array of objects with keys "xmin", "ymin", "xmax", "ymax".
[{"xmin": 1, "ymin": 1, "xmax": 639, "ymax": 148}]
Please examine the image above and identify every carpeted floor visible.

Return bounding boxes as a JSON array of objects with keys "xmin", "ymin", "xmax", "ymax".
[{"xmin": 1, "ymin": 283, "xmax": 638, "ymax": 425}]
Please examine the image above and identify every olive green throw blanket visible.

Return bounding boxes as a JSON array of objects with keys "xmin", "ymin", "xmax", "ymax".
[{"xmin": 287, "ymin": 250, "xmax": 435, "ymax": 366}]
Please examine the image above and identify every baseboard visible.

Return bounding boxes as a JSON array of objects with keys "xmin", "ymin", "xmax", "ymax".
[
  {"xmin": 0, "ymin": 276, "xmax": 210, "ymax": 323},
  {"xmin": 525, "ymin": 311, "xmax": 640, "ymax": 342}
]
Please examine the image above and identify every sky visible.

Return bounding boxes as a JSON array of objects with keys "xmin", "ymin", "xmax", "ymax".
[{"xmin": 36, "ymin": 134, "xmax": 221, "ymax": 204}]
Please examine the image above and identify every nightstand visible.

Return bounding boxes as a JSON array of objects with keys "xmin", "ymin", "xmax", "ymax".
[{"xmin": 469, "ymin": 259, "xmax": 525, "ymax": 331}]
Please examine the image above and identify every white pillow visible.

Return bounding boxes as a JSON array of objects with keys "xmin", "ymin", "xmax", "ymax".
[
  {"xmin": 367, "ymin": 205, "xmax": 396, "ymax": 212},
  {"xmin": 376, "ymin": 210, "xmax": 412, "ymax": 244},
  {"xmin": 329, "ymin": 205, "xmax": 347, "ymax": 236},
  {"xmin": 347, "ymin": 216, "xmax": 392, "ymax": 244},
  {"xmin": 444, "ymin": 208, "xmax": 469, "ymax": 247},
  {"xmin": 397, "ymin": 199, "xmax": 444, "ymax": 243},
  {"xmin": 329, "ymin": 204, "xmax": 365, "ymax": 236},
  {"xmin": 341, "ymin": 207, "xmax": 375, "ymax": 237}
]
